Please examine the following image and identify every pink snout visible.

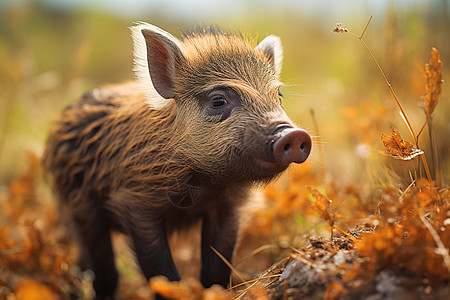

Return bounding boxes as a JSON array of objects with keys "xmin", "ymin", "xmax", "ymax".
[{"xmin": 273, "ymin": 128, "xmax": 312, "ymax": 164}]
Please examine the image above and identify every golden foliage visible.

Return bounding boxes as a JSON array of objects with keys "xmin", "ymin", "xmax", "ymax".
[
  {"xmin": 324, "ymin": 282, "xmax": 346, "ymax": 300},
  {"xmin": 256, "ymin": 162, "xmax": 321, "ymax": 234},
  {"xmin": 356, "ymin": 179, "xmax": 450, "ymax": 283},
  {"xmin": 5, "ymin": 152, "xmax": 40, "ymax": 221},
  {"xmin": 307, "ymin": 186, "xmax": 335, "ymax": 227},
  {"xmin": 381, "ymin": 128, "xmax": 423, "ymax": 160},
  {"xmin": 256, "ymin": 179, "xmax": 448, "ymax": 299},
  {"xmin": 342, "ymin": 100, "xmax": 392, "ymax": 145},
  {"xmin": 15, "ymin": 279, "xmax": 60, "ymax": 300},
  {"xmin": 424, "ymin": 47, "xmax": 443, "ymax": 117},
  {"xmin": 148, "ymin": 276, "xmax": 231, "ymax": 300},
  {"xmin": 0, "ymin": 153, "xmax": 80, "ymax": 300}
]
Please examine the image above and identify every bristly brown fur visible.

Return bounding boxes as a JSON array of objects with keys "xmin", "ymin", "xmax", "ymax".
[
  {"xmin": 42, "ymin": 23, "xmax": 308, "ymax": 299},
  {"xmin": 181, "ymin": 25, "xmax": 236, "ymax": 39}
]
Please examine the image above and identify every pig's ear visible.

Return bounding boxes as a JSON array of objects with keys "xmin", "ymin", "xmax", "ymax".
[
  {"xmin": 131, "ymin": 22, "xmax": 184, "ymax": 108},
  {"xmin": 256, "ymin": 35, "xmax": 283, "ymax": 78}
]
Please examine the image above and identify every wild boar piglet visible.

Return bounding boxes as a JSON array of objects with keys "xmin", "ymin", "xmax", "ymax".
[{"xmin": 43, "ymin": 22, "xmax": 311, "ymax": 299}]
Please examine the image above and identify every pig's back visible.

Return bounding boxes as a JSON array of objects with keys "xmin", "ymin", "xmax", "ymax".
[{"xmin": 42, "ymin": 83, "xmax": 141, "ymax": 204}]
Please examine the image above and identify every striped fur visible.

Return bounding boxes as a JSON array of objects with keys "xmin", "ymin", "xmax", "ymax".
[{"xmin": 43, "ymin": 23, "xmax": 297, "ymax": 299}]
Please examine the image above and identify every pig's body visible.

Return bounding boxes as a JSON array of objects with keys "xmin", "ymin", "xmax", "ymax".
[{"xmin": 43, "ymin": 23, "xmax": 311, "ymax": 299}]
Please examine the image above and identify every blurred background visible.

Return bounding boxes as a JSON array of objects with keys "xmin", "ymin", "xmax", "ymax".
[
  {"xmin": 0, "ymin": 0, "xmax": 449, "ymax": 298},
  {"xmin": 0, "ymin": 0, "xmax": 449, "ymax": 186}
]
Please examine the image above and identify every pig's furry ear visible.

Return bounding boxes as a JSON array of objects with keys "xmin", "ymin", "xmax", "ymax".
[
  {"xmin": 256, "ymin": 35, "xmax": 283, "ymax": 78},
  {"xmin": 130, "ymin": 22, "xmax": 184, "ymax": 109}
]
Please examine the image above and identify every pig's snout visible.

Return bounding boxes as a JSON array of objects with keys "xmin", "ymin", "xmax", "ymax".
[{"xmin": 273, "ymin": 128, "xmax": 311, "ymax": 164}]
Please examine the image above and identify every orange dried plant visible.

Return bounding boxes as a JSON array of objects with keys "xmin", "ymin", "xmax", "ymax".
[
  {"xmin": 381, "ymin": 128, "xmax": 423, "ymax": 160},
  {"xmin": 149, "ymin": 276, "xmax": 231, "ymax": 300},
  {"xmin": 0, "ymin": 153, "xmax": 80, "ymax": 299},
  {"xmin": 418, "ymin": 47, "xmax": 444, "ymax": 185},
  {"xmin": 334, "ymin": 17, "xmax": 433, "ymax": 180},
  {"xmin": 307, "ymin": 186, "xmax": 335, "ymax": 228},
  {"xmin": 423, "ymin": 47, "xmax": 443, "ymax": 118},
  {"xmin": 356, "ymin": 179, "xmax": 449, "ymax": 283}
]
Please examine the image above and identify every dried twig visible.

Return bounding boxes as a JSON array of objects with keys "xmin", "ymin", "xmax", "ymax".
[
  {"xmin": 419, "ymin": 214, "xmax": 450, "ymax": 276},
  {"xmin": 334, "ymin": 17, "xmax": 432, "ymax": 181},
  {"xmin": 210, "ymin": 246, "xmax": 246, "ymax": 283}
]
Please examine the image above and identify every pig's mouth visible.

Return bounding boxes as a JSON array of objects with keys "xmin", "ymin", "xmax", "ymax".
[
  {"xmin": 228, "ymin": 145, "xmax": 288, "ymax": 182},
  {"xmin": 253, "ymin": 156, "xmax": 289, "ymax": 174},
  {"xmin": 231, "ymin": 123, "xmax": 311, "ymax": 182}
]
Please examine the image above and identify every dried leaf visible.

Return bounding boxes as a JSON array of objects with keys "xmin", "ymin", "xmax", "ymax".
[
  {"xmin": 203, "ymin": 285, "xmax": 232, "ymax": 300},
  {"xmin": 324, "ymin": 282, "xmax": 346, "ymax": 300},
  {"xmin": 307, "ymin": 186, "xmax": 335, "ymax": 226},
  {"xmin": 149, "ymin": 276, "xmax": 181, "ymax": 298},
  {"xmin": 15, "ymin": 279, "xmax": 59, "ymax": 300},
  {"xmin": 148, "ymin": 276, "xmax": 205, "ymax": 300},
  {"xmin": 244, "ymin": 285, "xmax": 271, "ymax": 300},
  {"xmin": 424, "ymin": 47, "xmax": 443, "ymax": 117},
  {"xmin": 381, "ymin": 128, "xmax": 424, "ymax": 160}
]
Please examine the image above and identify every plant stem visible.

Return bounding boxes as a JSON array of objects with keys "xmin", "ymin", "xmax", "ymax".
[
  {"xmin": 347, "ymin": 24, "xmax": 416, "ymax": 145},
  {"xmin": 346, "ymin": 17, "xmax": 432, "ymax": 182},
  {"xmin": 419, "ymin": 214, "xmax": 450, "ymax": 275},
  {"xmin": 427, "ymin": 116, "xmax": 441, "ymax": 185},
  {"xmin": 421, "ymin": 153, "xmax": 432, "ymax": 182}
]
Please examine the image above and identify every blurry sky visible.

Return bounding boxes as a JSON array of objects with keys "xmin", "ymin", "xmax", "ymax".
[{"xmin": 1, "ymin": 0, "xmax": 430, "ymax": 21}]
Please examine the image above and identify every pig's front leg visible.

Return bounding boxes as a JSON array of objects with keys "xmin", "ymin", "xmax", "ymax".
[
  {"xmin": 127, "ymin": 210, "xmax": 181, "ymax": 283},
  {"xmin": 200, "ymin": 202, "xmax": 240, "ymax": 288}
]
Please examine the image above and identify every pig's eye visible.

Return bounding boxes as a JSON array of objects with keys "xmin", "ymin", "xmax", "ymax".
[
  {"xmin": 201, "ymin": 86, "xmax": 240, "ymax": 122},
  {"xmin": 211, "ymin": 97, "xmax": 227, "ymax": 108}
]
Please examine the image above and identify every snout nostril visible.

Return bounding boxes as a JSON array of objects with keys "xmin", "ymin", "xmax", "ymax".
[
  {"xmin": 272, "ymin": 128, "xmax": 312, "ymax": 164},
  {"xmin": 300, "ymin": 142, "xmax": 306, "ymax": 151}
]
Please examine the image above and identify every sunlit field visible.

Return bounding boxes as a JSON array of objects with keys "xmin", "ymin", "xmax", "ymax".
[{"xmin": 0, "ymin": 1, "xmax": 449, "ymax": 299}]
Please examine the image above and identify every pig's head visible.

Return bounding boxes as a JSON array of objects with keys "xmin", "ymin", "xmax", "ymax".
[{"xmin": 131, "ymin": 23, "xmax": 311, "ymax": 184}]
